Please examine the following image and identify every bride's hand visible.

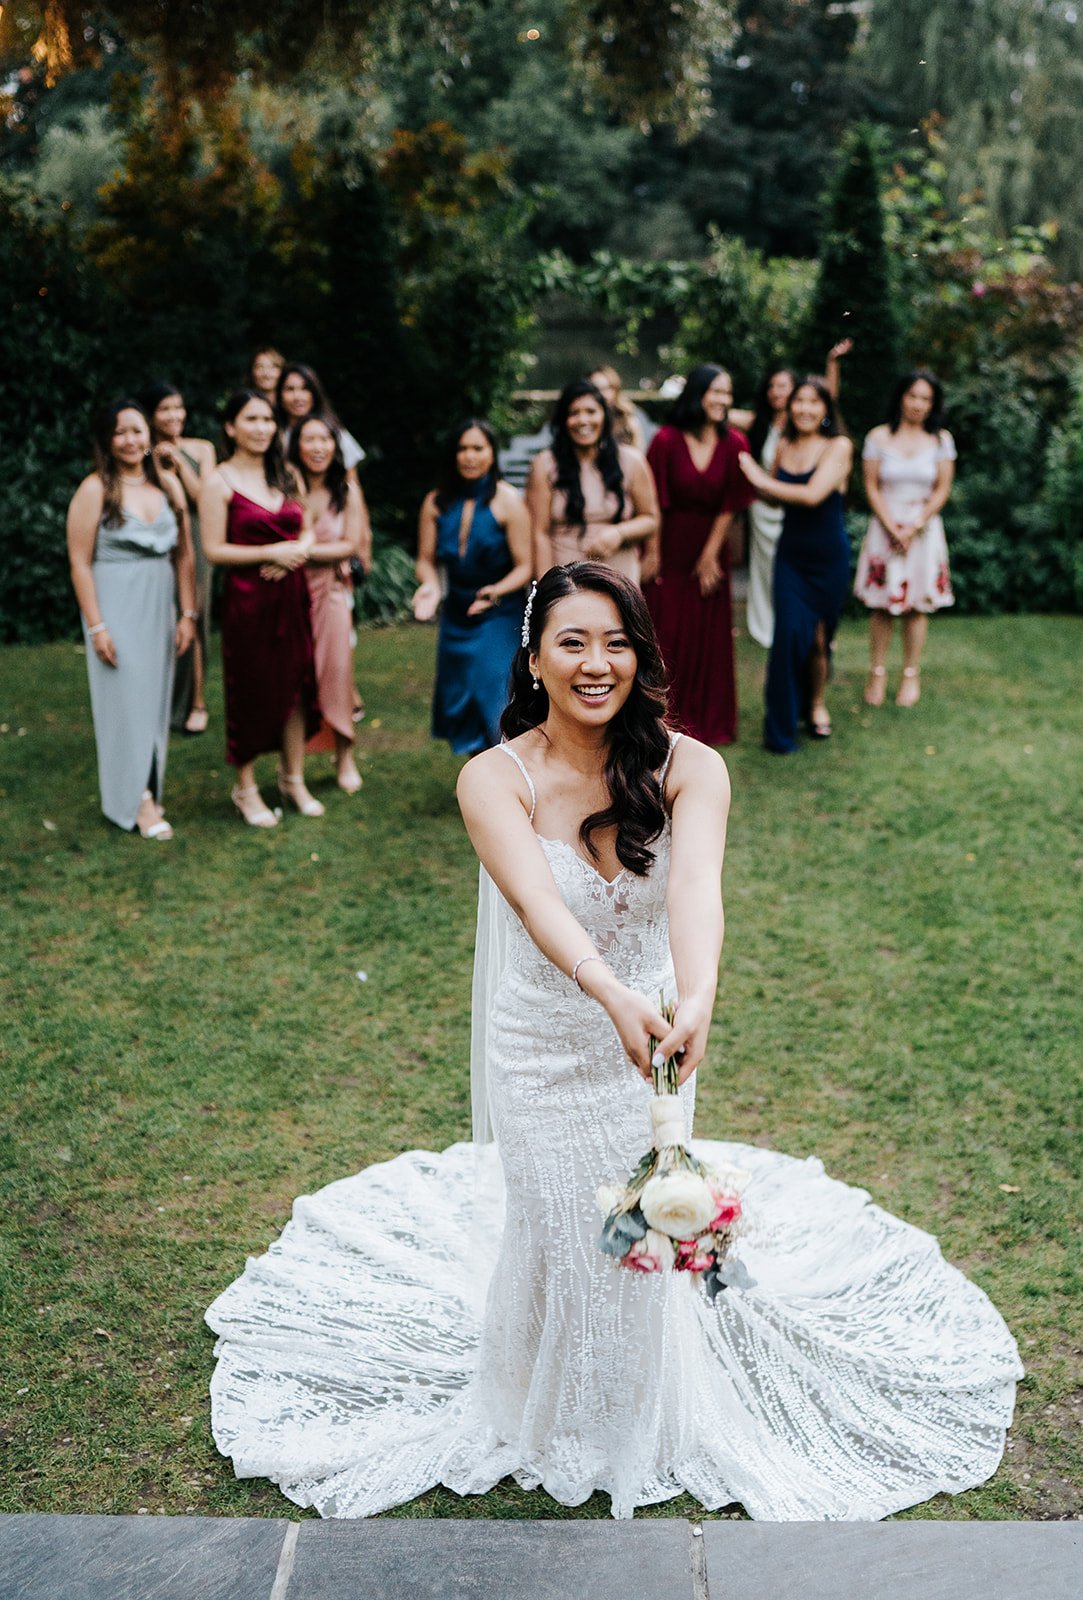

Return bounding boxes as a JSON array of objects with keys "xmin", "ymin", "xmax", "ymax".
[
  {"xmin": 655, "ymin": 991, "xmax": 714, "ymax": 1085},
  {"xmin": 596, "ymin": 983, "xmax": 671, "ymax": 1081}
]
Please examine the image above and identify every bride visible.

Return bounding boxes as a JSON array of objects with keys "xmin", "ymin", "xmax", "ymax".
[{"xmin": 206, "ymin": 561, "xmax": 1020, "ymax": 1521}]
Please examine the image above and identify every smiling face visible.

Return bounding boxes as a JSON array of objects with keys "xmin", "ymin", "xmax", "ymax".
[
  {"xmin": 565, "ymin": 395, "xmax": 606, "ymax": 451},
  {"xmin": 456, "ymin": 425, "xmax": 495, "ymax": 481},
  {"xmin": 766, "ymin": 369, "xmax": 794, "ymax": 412},
  {"xmin": 281, "ymin": 372, "xmax": 314, "ymax": 420},
  {"xmin": 588, "ymin": 370, "xmax": 614, "ymax": 405},
  {"xmin": 701, "ymin": 372, "xmax": 733, "ymax": 426},
  {"xmin": 530, "ymin": 589, "xmax": 637, "ymax": 727},
  {"xmin": 297, "ymin": 416, "xmax": 336, "ymax": 476},
  {"xmin": 789, "ymin": 383, "xmax": 828, "ymax": 436},
  {"xmin": 111, "ymin": 408, "xmax": 151, "ymax": 470},
  {"xmin": 153, "ymin": 394, "xmax": 186, "ymax": 442},
  {"xmin": 901, "ymin": 378, "xmax": 935, "ymax": 427},
  {"xmin": 226, "ymin": 397, "xmax": 277, "ymax": 455}
]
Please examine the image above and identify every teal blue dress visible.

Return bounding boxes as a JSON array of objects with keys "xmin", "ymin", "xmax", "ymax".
[{"xmin": 433, "ymin": 480, "xmax": 524, "ymax": 754}]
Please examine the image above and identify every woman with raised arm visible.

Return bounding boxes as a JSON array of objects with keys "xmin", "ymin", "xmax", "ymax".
[
  {"xmin": 67, "ymin": 400, "xmax": 197, "ymax": 838},
  {"xmin": 413, "ymin": 418, "xmax": 532, "ymax": 754},
  {"xmin": 645, "ymin": 364, "xmax": 754, "ymax": 745},
  {"xmin": 199, "ymin": 389, "xmax": 321, "ymax": 826},
  {"xmin": 528, "ymin": 378, "xmax": 659, "ymax": 585},
  {"xmin": 141, "ymin": 381, "xmax": 217, "ymax": 735},
  {"xmin": 288, "ymin": 414, "xmax": 371, "ymax": 794},
  {"xmin": 207, "ymin": 561, "xmax": 1019, "ymax": 1525},
  {"xmin": 737, "ymin": 341, "xmax": 851, "ymax": 649},
  {"xmin": 739, "ymin": 376, "xmax": 853, "ymax": 752},
  {"xmin": 855, "ymin": 370, "xmax": 956, "ymax": 708}
]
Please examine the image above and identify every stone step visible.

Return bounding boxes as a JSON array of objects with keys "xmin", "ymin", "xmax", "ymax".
[{"xmin": 0, "ymin": 1513, "xmax": 1077, "ymax": 1600}]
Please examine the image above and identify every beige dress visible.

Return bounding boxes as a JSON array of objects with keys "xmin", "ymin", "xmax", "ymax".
[{"xmin": 540, "ymin": 443, "xmax": 646, "ymax": 584}]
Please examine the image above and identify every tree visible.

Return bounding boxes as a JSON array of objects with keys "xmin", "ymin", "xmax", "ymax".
[
  {"xmin": 861, "ymin": 0, "xmax": 1083, "ymax": 276},
  {"xmin": 801, "ymin": 124, "xmax": 902, "ymax": 436}
]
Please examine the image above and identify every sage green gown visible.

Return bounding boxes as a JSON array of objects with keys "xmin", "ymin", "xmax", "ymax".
[{"xmin": 83, "ymin": 497, "xmax": 179, "ymax": 829}]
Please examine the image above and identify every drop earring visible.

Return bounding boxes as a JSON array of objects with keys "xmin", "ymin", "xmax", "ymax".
[{"xmin": 532, "ymin": 676, "xmax": 540, "ymax": 692}]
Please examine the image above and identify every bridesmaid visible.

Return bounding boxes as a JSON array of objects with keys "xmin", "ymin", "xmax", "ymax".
[
  {"xmin": 854, "ymin": 370, "xmax": 956, "ymax": 708},
  {"xmin": 200, "ymin": 390, "xmax": 322, "ymax": 827},
  {"xmin": 738, "ymin": 341, "xmax": 851, "ymax": 649},
  {"xmin": 66, "ymin": 400, "xmax": 197, "ymax": 838},
  {"xmin": 275, "ymin": 363, "xmax": 365, "ymax": 477},
  {"xmin": 529, "ymin": 379, "xmax": 658, "ymax": 585},
  {"xmin": 141, "ymin": 381, "xmax": 217, "ymax": 735},
  {"xmin": 739, "ymin": 378, "xmax": 853, "ymax": 752},
  {"xmin": 288, "ymin": 414, "xmax": 371, "ymax": 794},
  {"xmin": 248, "ymin": 346, "xmax": 284, "ymax": 408},
  {"xmin": 413, "ymin": 419, "xmax": 532, "ymax": 755},
  {"xmin": 587, "ymin": 365, "xmax": 645, "ymax": 451},
  {"xmin": 644, "ymin": 364, "xmax": 754, "ymax": 744}
]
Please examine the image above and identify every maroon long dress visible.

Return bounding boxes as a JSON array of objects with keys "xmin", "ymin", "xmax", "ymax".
[
  {"xmin": 646, "ymin": 424, "xmax": 754, "ymax": 745},
  {"xmin": 220, "ymin": 491, "xmax": 320, "ymax": 767}
]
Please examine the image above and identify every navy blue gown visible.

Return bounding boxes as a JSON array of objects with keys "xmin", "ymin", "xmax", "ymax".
[
  {"xmin": 433, "ymin": 481, "xmax": 525, "ymax": 755},
  {"xmin": 763, "ymin": 467, "xmax": 851, "ymax": 754}
]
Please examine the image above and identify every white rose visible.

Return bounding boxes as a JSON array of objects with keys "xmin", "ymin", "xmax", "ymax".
[
  {"xmin": 644, "ymin": 1229, "xmax": 676, "ymax": 1269},
  {"xmin": 596, "ymin": 1184, "xmax": 623, "ymax": 1217},
  {"xmin": 639, "ymin": 1171, "xmax": 717, "ymax": 1239}
]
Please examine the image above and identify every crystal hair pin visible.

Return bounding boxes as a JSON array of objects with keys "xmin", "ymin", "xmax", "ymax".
[{"xmin": 521, "ymin": 581, "xmax": 537, "ymax": 648}]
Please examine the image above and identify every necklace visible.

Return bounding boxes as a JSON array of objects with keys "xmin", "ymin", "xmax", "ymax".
[{"xmin": 119, "ymin": 473, "xmax": 148, "ymax": 486}]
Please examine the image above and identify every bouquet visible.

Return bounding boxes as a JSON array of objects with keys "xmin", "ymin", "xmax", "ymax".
[{"xmin": 597, "ymin": 1003, "xmax": 748, "ymax": 1300}]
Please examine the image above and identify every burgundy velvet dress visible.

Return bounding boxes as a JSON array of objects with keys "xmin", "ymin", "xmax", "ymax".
[
  {"xmin": 221, "ymin": 491, "xmax": 320, "ymax": 768},
  {"xmin": 646, "ymin": 424, "xmax": 754, "ymax": 745}
]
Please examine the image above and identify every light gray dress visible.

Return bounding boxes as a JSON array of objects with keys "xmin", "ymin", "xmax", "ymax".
[{"xmin": 83, "ymin": 496, "xmax": 179, "ymax": 829}]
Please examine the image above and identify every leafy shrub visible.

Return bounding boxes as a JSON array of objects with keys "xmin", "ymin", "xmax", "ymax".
[{"xmin": 355, "ymin": 538, "xmax": 417, "ymax": 628}]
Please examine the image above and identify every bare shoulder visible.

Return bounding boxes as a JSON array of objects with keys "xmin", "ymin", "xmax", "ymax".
[
  {"xmin": 419, "ymin": 488, "xmax": 439, "ymax": 516},
  {"xmin": 528, "ymin": 449, "xmax": 554, "ymax": 483},
  {"xmin": 70, "ymin": 473, "xmax": 104, "ymax": 513},
  {"xmin": 667, "ymin": 733, "xmax": 730, "ymax": 803},
  {"xmin": 204, "ymin": 467, "xmax": 233, "ymax": 502},
  {"xmin": 493, "ymin": 478, "xmax": 523, "ymax": 510},
  {"xmin": 456, "ymin": 745, "xmax": 525, "ymax": 817}
]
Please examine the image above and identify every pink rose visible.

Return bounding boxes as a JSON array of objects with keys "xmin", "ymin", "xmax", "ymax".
[
  {"xmin": 674, "ymin": 1239, "xmax": 714, "ymax": 1273},
  {"xmin": 708, "ymin": 1187, "xmax": 742, "ymax": 1229},
  {"xmin": 972, "ymin": 281, "xmax": 987, "ymax": 298},
  {"xmin": 622, "ymin": 1229, "xmax": 675, "ymax": 1274}
]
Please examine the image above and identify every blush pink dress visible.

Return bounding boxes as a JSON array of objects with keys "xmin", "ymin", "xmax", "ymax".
[
  {"xmin": 539, "ymin": 443, "xmax": 648, "ymax": 585},
  {"xmin": 304, "ymin": 504, "xmax": 355, "ymax": 748}
]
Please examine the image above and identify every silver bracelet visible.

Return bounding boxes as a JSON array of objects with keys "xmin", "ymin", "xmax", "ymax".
[
  {"xmin": 87, "ymin": 622, "xmax": 107, "ymax": 637},
  {"xmin": 572, "ymin": 954, "xmax": 606, "ymax": 989},
  {"xmin": 182, "ymin": 609, "xmax": 199, "ymax": 621}
]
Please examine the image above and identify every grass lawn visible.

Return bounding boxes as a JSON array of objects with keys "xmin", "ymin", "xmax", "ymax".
[{"xmin": 1, "ymin": 611, "xmax": 1080, "ymax": 1523}]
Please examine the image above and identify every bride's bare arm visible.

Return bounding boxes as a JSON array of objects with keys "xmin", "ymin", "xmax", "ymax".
[
  {"xmin": 457, "ymin": 750, "xmax": 670, "ymax": 1075},
  {"xmin": 658, "ymin": 738, "xmax": 730, "ymax": 1082}
]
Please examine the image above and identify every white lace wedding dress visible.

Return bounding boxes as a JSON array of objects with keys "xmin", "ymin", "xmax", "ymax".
[{"xmin": 206, "ymin": 742, "xmax": 1021, "ymax": 1520}]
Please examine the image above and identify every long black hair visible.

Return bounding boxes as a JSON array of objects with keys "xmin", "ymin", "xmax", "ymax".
[
  {"xmin": 221, "ymin": 389, "xmax": 295, "ymax": 495},
  {"xmin": 501, "ymin": 562, "xmax": 670, "ymax": 876},
  {"xmin": 783, "ymin": 376, "xmax": 846, "ymax": 441},
  {"xmin": 92, "ymin": 398, "xmax": 165, "ymax": 528},
  {"xmin": 747, "ymin": 366, "xmax": 798, "ymax": 461},
  {"xmin": 549, "ymin": 379, "xmax": 625, "ymax": 532},
  {"xmin": 434, "ymin": 418, "xmax": 500, "ymax": 512},
  {"xmin": 669, "ymin": 363, "xmax": 731, "ymax": 436},
  {"xmin": 886, "ymin": 369, "xmax": 945, "ymax": 434},
  {"xmin": 288, "ymin": 411, "xmax": 349, "ymax": 512}
]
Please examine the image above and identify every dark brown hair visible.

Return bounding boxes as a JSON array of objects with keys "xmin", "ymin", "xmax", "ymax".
[
  {"xmin": 501, "ymin": 562, "xmax": 670, "ymax": 875},
  {"xmin": 92, "ymin": 399, "xmax": 165, "ymax": 528}
]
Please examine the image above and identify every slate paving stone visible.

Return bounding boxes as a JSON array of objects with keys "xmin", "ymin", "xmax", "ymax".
[
  {"xmin": 0, "ymin": 1512, "xmax": 289, "ymax": 1600},
  {"xmin": 700, "ymin": 1519, "xmax": 1082, "ymax": 1600},
  {"xmin": 288, "ymin": 1517, "xmax": 696, "ymax": 1600}
]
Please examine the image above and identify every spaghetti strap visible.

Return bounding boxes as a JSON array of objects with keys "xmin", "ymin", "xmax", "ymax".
[
  {"xmin": 658, "ymin": 731, "xmax": 681, "ymax": 787},
  {"xmin": 497, "ymin": 742, "xmax": 536, "ymax": 821}
]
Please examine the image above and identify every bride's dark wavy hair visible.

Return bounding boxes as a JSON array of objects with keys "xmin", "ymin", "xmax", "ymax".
[
  {"xmin": 500, "ymin": 562, "xmax": 670, "ymax": 875},
  {"xmin": 549, "ymin": 379, "xmax": 625, "ymax": 532}
]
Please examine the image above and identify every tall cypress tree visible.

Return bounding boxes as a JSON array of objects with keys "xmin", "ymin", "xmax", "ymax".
[{"xmin": 802, "ymin": 125, "xmax": 902, "ymax": 438}]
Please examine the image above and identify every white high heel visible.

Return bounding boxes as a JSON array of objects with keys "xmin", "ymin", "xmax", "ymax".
[
  {"xmin": 277, "ymin": 771, "xmax": 325, "ymax": 817},
  {"xmin": 231, "ymin": 784, "xmax": 278, "ymax": 828}
]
